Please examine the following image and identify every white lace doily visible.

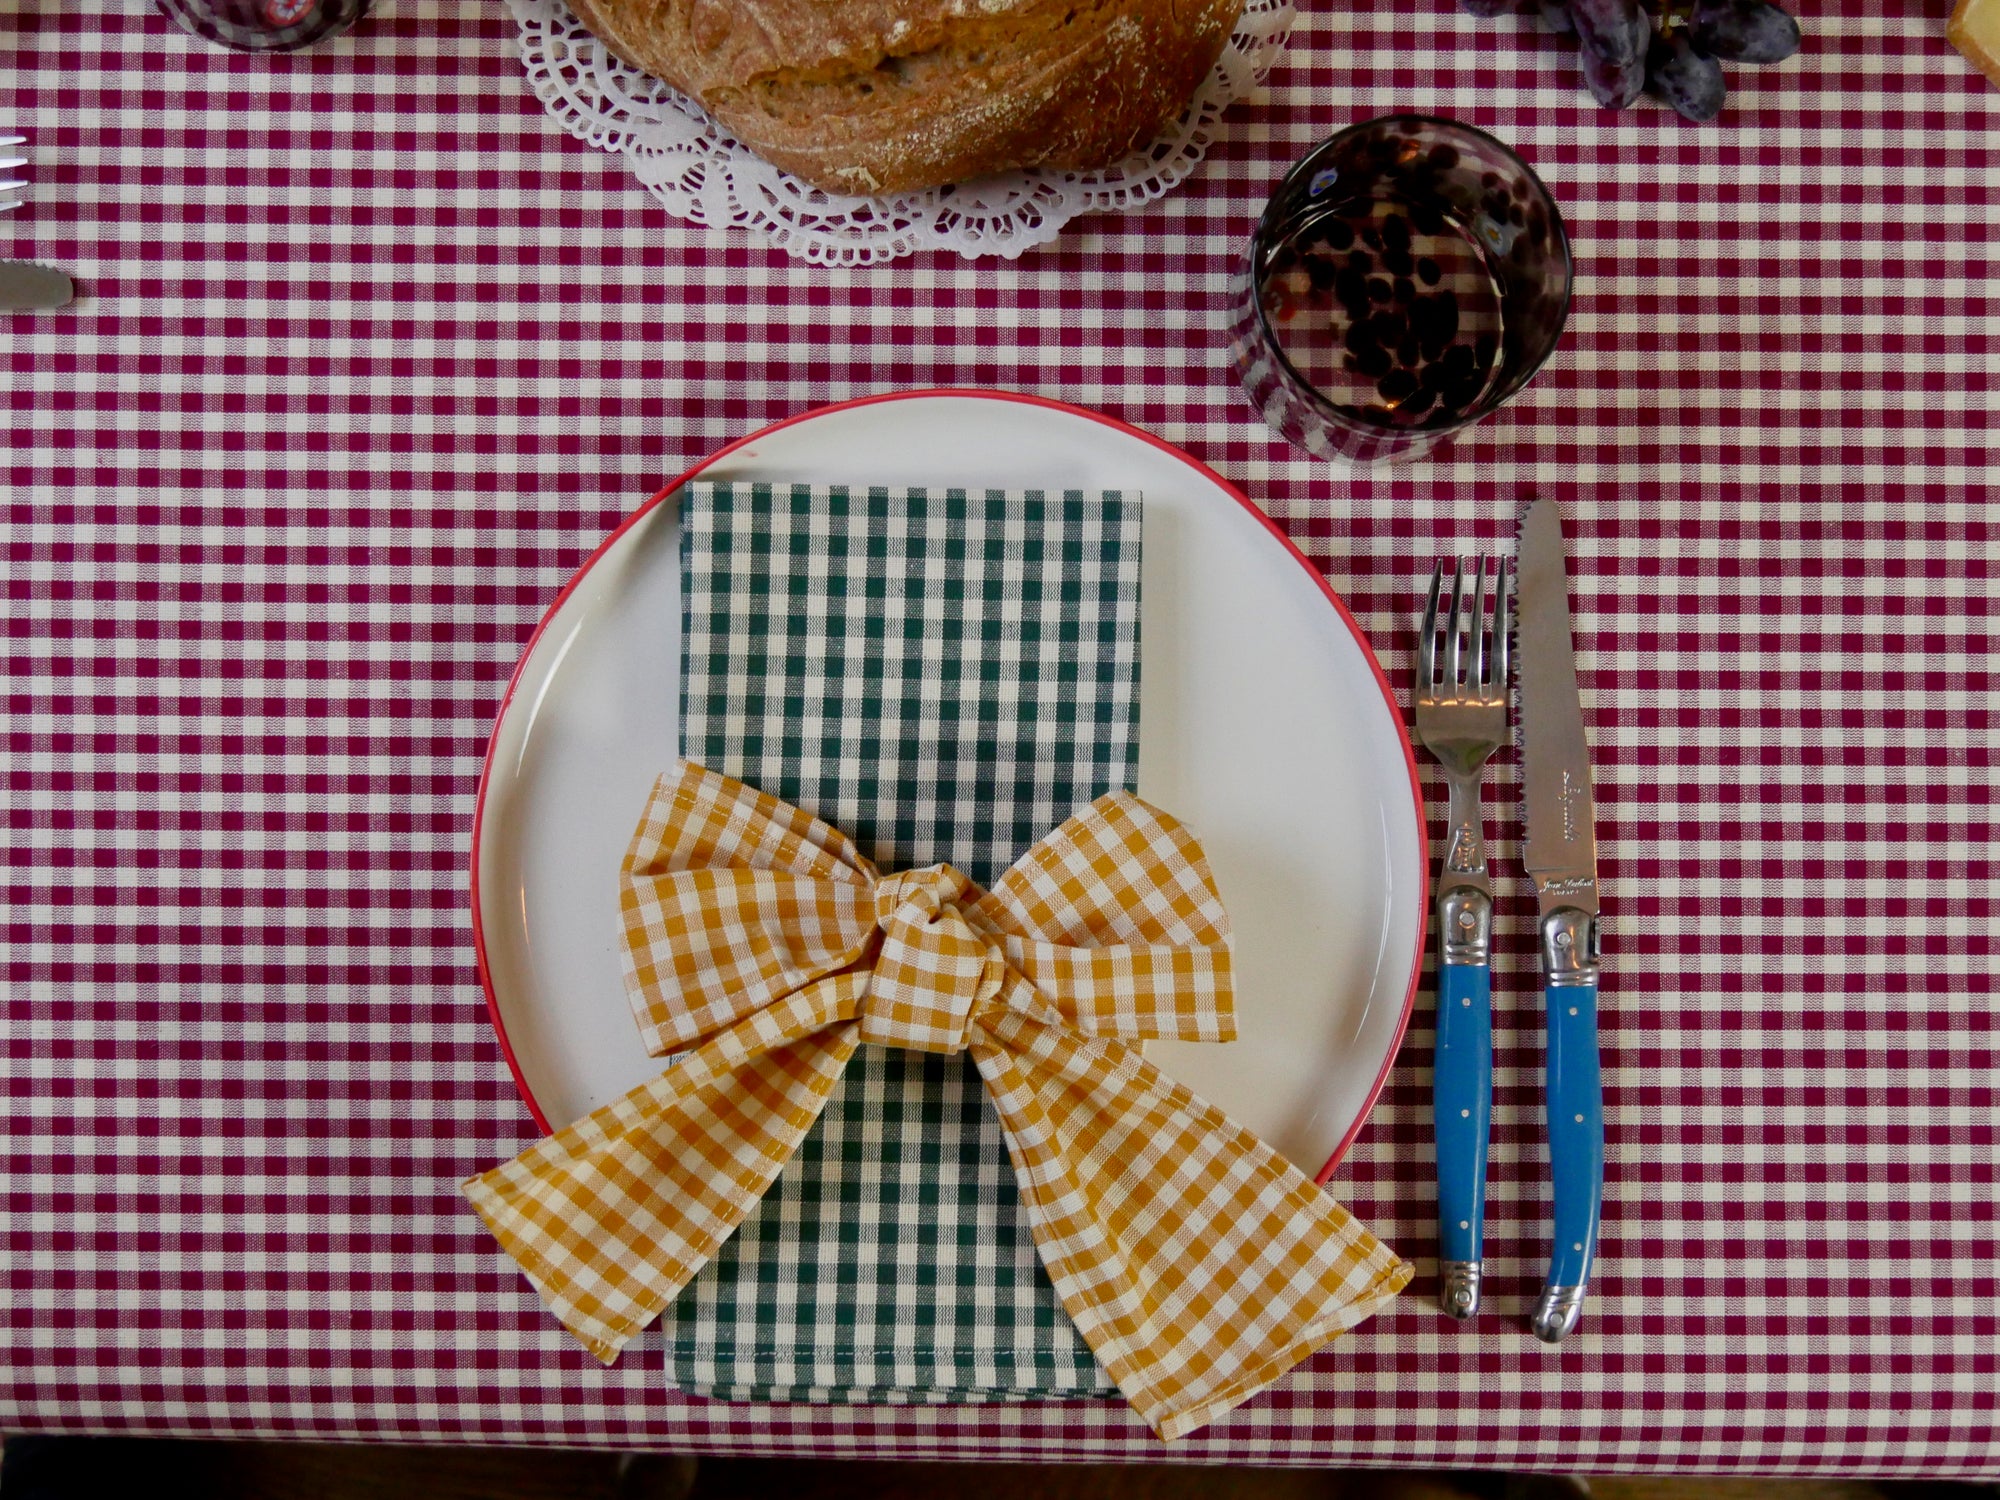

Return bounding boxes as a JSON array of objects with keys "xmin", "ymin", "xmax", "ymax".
[{"xmin": 506, "ymin": 0, "xmax": 1294, "ymax": 265}]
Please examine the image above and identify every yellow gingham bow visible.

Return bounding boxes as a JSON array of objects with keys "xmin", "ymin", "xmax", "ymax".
[{"xmin": 465, "ymin": 762, "xmax": 1410, "ymax": 1440}]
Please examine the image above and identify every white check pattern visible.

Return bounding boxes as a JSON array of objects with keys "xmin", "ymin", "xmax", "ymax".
[{"xmin": 0, "ymin": 0, "xmax": 1996, "ymax": 1474}]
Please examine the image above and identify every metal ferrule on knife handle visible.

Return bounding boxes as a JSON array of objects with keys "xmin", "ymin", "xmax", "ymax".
[
  {"xmin": 1541, "ymin": 902, "xmax": 1600, "ymax": 987},
  {"xmin": 1432, "ymin": 779, "xmax": 1493, "ymax": 1319}
]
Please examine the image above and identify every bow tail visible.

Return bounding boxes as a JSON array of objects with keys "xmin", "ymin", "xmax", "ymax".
[
  {"xmin": 970, "ymin": 1010, "xmax": 1412, "ymax": 1442},
  {"xmin": 466, "ymin": 980, "xmax": 865, "ymax": 1362}
]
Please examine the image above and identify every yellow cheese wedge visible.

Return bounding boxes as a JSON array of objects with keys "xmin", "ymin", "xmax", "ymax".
[{"xmin": 1952, "ymin": 0, "xmax": 2000, "ymax": 86}]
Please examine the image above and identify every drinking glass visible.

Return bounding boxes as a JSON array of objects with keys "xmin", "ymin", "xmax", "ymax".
[
  {"xmin": 155, "ymin": 0, "xmax": 367, "ymax": 51},
  {"xmin": 1228, "ymin": 116, "xmax": 1573, "ymax": 465}
]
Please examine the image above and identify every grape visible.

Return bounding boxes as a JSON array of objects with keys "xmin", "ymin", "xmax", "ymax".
[
  {"xmin": 1580, "ymin": 45, "xmax": 1645, "ymax": 108},
  {"xmin": 1649, "ymin": 29, "xmax": 1727, "ymax": 121},
  {"xmin": 1688, "ymin": 0, "xmax": 1802, "ymax": 64},
  {"xmin": 1454, "ymin": 0, "xmax": 1802, "ymax": 121},
  {"xmin": 1570, "ymin": 0, "xmax": 1649, "ymax": 67}
]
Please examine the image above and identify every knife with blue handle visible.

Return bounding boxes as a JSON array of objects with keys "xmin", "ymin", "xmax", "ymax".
[{"xmin": 1516, "ymin": 497, "xmax": 1603, "ymax": 1344}]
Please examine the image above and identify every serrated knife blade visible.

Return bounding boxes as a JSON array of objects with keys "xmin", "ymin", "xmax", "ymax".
[
  {"xmin": 1518, "ymin": 497, "xmax": 1598, "ymax": 919},
  {"xmin": 0, "ymin": 262, "xmax": 74, "ymax": 311},
  {"xmin": 1514, "ymin": 495, "xmax": 1603, "ymax": 1346}
]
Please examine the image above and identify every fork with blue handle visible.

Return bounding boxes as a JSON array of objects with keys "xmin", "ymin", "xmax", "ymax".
[{"xmin": 1412, "ymin": 558, "xmax": 1509, "ymax": 1320}]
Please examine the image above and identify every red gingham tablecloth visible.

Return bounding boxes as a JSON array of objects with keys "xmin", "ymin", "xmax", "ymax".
[{"xmin": 2, "ymin": 0, "xmax": 1995, "ymax": 1474}]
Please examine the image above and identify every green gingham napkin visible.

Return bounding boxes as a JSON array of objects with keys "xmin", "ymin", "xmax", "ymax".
[{"xmin": 657, "ymin": 480, "xmax": 1141, "ymax": 1402}]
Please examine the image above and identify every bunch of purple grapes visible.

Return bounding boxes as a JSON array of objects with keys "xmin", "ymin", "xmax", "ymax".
[{"xmin": 1459, "ymin": 0, "xmax": 1802, "ymax": 122}]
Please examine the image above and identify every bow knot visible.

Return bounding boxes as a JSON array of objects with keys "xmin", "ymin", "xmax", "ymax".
[
  {"xmin": 466, "ymin": 763, "xmax": 1409, "ymax": 1443},
  {"xmin": 861, "ymin": 864, "xmax": 1002, "ymax": 1056}
]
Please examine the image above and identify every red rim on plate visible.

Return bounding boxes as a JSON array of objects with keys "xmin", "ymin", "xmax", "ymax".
[{"xmin": 468, "ymin": 388, "xmax": 1426, "ymax": 1185}]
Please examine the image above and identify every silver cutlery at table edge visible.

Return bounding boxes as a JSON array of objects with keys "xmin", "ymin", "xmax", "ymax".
[
  {"xmin": 1416, "ymin": 498, "xmax": 1604, "ymax": 1342},
  {"xmin": 0, "ymin": 132, "xmax": 25, "ymax": 215},
  {"xmin": 1, "ymin": 132, "xmax": 75, "ymax": 311},
  {"xmin": 0, "ymin": 261, "xmax": 74, "ymax": 310}
]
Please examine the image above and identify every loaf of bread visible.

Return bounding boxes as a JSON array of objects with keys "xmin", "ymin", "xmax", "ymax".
[{"xmin": 564, "ymin": 0, "xmax": 1246, "ymax": 196}]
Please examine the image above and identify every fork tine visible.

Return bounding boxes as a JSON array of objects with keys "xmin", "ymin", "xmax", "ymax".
[
  {"xmin": 1494, "ymin": 556, "xmax": 1511, "ymax": 697},
  {"xmin": 1419, "ymin": 562, "xmax": 1444, "ymax": 690},
  {"xmin": 1470, "ymin": 558, "xmax": 1489, "ymax": 690},
  {"xmin": 1446, "ymin": 558, "xmax": 1467, "ymax": 688}
]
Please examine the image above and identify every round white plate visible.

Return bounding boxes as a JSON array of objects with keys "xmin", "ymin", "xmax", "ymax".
[{"xmin": 472, "ymin": 390, "xmax": 1425, "ymax": 1180}]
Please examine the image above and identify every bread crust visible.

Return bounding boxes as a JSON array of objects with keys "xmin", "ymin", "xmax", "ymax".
[
  {"xmin": 1951, "ymin": 0, "xmax": 2000, "ymax": 87},
  {"xmin": 565, "ymin": 0, "xmax": 1246, "ymax": 195}
]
